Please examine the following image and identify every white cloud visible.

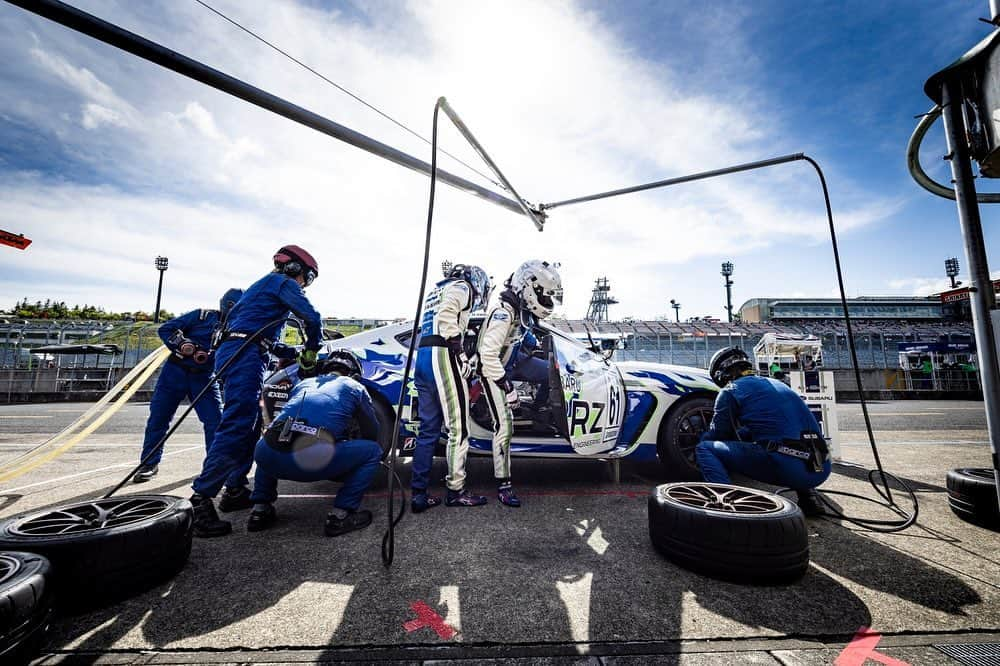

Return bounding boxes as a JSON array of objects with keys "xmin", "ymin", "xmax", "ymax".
[{"xmin": 0, "ymin": 0, "xmax": 901, "ymax": 319}]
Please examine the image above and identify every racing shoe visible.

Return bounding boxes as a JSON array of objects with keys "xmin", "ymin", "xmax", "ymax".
[
  {"xmin": 246, "ymin": 504, "xmax": 277, "ymax": 532},
  {"xmin": 445, "ymin": 488, "xmax": 488, "ymax": 507},
  {"xmin": 324, "ymin": 509, "xmax": 373, "ymax": 536},
  {"xmin": 132, "ymin": 464, "xmax": 158, "ymax": 484},
  {"xmin": 411, "ymin": 491, "xmax": 442, "ymax": 514},
  {"xmin": 190, "ymin": 493, "xmax": 232, "ymax": 538},
  {"xmin": 497, "ymin": 482, "xmax": 521, "ymax": 508},
  {"xmin": 218, "ymin": 485, "xmax": 253, "ymax": 512},
  {"xmin": 796, "ymin": 488, "xmax": 825, "ymax": 517}
]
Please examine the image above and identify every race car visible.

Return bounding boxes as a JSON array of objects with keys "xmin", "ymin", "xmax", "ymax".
[{"xmin": 261, "ymin": 319, "xmax": 719, "ymax": 478}]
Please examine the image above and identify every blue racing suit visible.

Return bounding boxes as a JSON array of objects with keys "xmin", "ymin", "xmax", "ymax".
[
  {"xmin": 696, "ymin": 374, "xmax": 831, "ymax": 491},
  {"xmin": 192, "ymin": 272, "xmax": 322, "ymax": 498},
  {"xmin": 251, "ymin": 374, "xmax": 382, "ymax": 511},
  {"xmin": 412, "ymin": 278, "xmax": 474, "ymax": 492},
  {"xmin": 139, "ymin": 309, "xmax": 223, "ymax": 467}
]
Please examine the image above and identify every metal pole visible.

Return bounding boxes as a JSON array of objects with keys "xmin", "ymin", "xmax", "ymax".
[
  {"xmin": 4, "ymin": 0, "xmax": 526, "ymax": 219},
  {"xmin": 940, "ymin": 81, "xmax": 1000, "ymax": 485},
  {"xmin": 724, "ymin": 277, "xmax": 733, "ymax": 322},
  {"xmin": 437, "ymin": 98, "xmax": 545, "ymax": 231},
  {"xmin": 153, "ymin": 269, "xmax": 165, "ymax": 324},
  {"xmin": 541, "ymin": 153, "xmax": 803, "ymax": 211}
]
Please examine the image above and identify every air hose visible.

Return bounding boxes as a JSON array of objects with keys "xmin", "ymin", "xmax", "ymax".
[
  {"xmin": 381, "ymin": 100, "xmax": 443, "ymax": 568},
  {"xmin": 103, "ymin": 316, "xmax": 289, "ymax": 499}
]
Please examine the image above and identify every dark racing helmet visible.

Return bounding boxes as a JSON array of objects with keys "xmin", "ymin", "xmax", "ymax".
[
  {"xmin": 446, "ymin": 263, "xmax": 492, "ymax": 311},
  {"xmin": 709, "ymin": 347, "xmax": 753, "ymax": 388},
  {"xmin": 274, "ymin": 245, "xmax": 319, "ymax": 287},
  {"xmin": 219, "ymin": 288, "xmax": 243, "ymax": 319},
  {"xmin": 319, "ymin": 349, "xmax": 363, "ymax": 378}
]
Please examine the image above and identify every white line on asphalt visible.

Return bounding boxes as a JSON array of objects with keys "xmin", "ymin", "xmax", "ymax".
[
  {"xmin": 0, "ymin": 446, "xmax": 200, "ymax": 493},
  {"xmin": 863, "ymin": 412, "xmax": 945, "ymax": 416},
  {"xmin": 0, "ymin": 415, "xmax": 54, "ymax": 419}
]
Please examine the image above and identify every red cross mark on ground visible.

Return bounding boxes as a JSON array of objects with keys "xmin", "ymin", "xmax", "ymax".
[
  {"xmin": 402, "ymin": 600, "xmax": 457, "ymax": 640},
  {"xmin": 834, "ymin": 627, "xmax": 911, "ymax": 666}
]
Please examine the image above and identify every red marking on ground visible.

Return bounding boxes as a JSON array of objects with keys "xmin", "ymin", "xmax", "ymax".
[
  {"xmin": 834, "ymin": 627, "xmax": 910, "ymax": 666},
  {"xmin": 402, "ymin": 600, "xmax": 456, "ymax": 640}
]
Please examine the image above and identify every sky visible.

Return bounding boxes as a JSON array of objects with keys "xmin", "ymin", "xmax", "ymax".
[{"xmin": 0, "ymin": 0, "xmax": 997, "ymax": 322}]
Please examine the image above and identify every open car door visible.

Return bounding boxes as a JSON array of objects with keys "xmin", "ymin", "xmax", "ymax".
[{"xmin": 546, "ymin": 327, "xmax": 626, "ymax": 455}]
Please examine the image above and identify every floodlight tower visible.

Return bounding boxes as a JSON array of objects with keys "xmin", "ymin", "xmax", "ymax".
[
  {"xmin": 153, "ymin": 256, "xmax": 168, "ymax": 324},
  {"xmin": 945, "ymin": 257, "xmax": 962, "ymax": 289},
  {"xmin": 585, "ymin": 277, "xmax": 618, "ymax": 323},
  {"xmin": 721, "ymin": 261, "xmax": 735, "ymax": 322},
  {"xmin": 670, "ymin": 299, "xmax": 681, "ymax": 322}
]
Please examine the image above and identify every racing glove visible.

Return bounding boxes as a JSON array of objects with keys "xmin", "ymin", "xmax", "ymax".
[
  {"xmin": 457, "ymin": 352, "xmax": 478, "ymax": 379},
  {"xmin": 297, "ymin": 349, "xmax": 318, "ymax": 378},
  {"xmin": 497, "ymin": 378, "xmax": 519, "ymax": 409}
]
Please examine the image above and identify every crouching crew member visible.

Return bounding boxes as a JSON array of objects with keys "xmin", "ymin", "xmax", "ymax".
[
  {"xmin": 246, "ymin": 350, "xmax": 382, "ymax": 536},
  {"xmin": 190, "ymin": 245, "xmax": 323, "ymax": 537},
  {"xmin": 477, "ymin": 260, "xmax": 563, "ymax": 507},
  {"xmin": 410, "ymin": 263, "xmax": 492, "ymax": 512},
  {"xmin": 133, "ymin": 288, "xmax": 242, "ymax": 483},
  {"xmin": 696, "ymin": 347, "xmax": 830, "ymax": 516}
]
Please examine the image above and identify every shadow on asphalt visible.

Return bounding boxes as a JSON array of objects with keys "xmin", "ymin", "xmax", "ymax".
[{"xmin": 37, "ymin": 456, "xmax": 983, "ymax": 661}]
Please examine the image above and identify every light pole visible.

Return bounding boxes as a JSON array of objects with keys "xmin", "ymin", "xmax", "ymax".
[
  {"xmin": 154, "ymin": 256, "xmax": 168, "ymax": 323},
  {"xmin": 670, "ymin": 299, "xmax": 681, "ymax": 322},
  {"xmin": 721, "ymin": 261, "xmax": 734, "ymax": 323},
  {"xmin": 945, "ymin": 257, "xmax": 962, "ymax": 289}
]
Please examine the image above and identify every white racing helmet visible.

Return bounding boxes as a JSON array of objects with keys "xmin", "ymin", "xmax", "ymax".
[{"xmin": 510, "ymin": 260, "xmax": 563, "ymax": 319}]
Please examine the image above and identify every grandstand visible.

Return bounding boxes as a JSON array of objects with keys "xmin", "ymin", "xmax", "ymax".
[{"xmin": 548, "ymin": 317, "xmax": 973, "ymax": 369}]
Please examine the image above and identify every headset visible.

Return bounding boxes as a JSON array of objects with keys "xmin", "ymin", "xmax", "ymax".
[{"xmin": 274, "ymin": 247, "xmax": 317, "ymax": 287}]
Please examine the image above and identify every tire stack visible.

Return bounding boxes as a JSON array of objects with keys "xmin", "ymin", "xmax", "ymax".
[
  {"xmin": 0, "ymin": 495, "xmax": 194, "ymax": 663},
  {"xmin": 946, "ymin": 468, "xmax": 1000, "ymax": 529},
  {"xmin": 648, "ymin": 482, "xmax": 809, "ymax": 583}
]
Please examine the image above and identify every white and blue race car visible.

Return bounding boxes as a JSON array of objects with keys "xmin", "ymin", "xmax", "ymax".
[{"xmin": 262, "ymin": 319, "xmax": 719, "ymax": 477}]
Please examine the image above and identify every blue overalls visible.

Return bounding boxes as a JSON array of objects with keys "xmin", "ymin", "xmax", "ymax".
[
  {"xmin": 696, "ymin": 375, "xmax": 831, "ymax": 490},
  {"xmin": 192, "ymin": 272, "xmax": 322, "ymax": 498},
  {"xmin": 251, "ymin": 374, "xmax": 382, "ymax": 511},
  {"xmin": 139, "ymin": 309, "xmax": 223, "ymax": 467}
]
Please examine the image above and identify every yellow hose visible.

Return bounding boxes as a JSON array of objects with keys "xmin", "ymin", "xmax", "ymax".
[{"xmin": 0, "ymin": 346, "xmax": 170, "ymax": 484}]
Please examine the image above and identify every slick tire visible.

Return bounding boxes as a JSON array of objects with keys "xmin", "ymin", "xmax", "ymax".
[
  {"xmin": 372, "ymin": 399, "xmax": 398, "ymax": 459},
  {"xmin": 0, "ymin": 552, "xmax": 54, "ymax": 666},
  {"xmin": 657, "ymin": 396, "xmax": 715, "ymax": 480},
  {"xmin": 946, "ymin": 468, "xmax": 999, "ymax": 529},
  {"xmin": 648, "ymin": 482, "xmax": 809, "ymax": 583},
  {"xmin": 0, "ymin": 495, "xmax": 193, "ymax": 610}
]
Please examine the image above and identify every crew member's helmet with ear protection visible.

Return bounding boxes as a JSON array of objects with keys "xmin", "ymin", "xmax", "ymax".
[
  {"xmin": 447, "ymin": 263, "xmax": 492, "ymax": 311},
  {"xmin": 319, "ymin": 349, "xmax": 363, "ymax": 378},
  {"xmin": 509, "ymin": 260, "xmax": 563, "ymax": 319},
  {"xmin": 219, "ymin": 288, "xmax": 243, "ymax": 319},
  {"xmin": 273, "ymin": 245, "xmax": 319, "ymax": 287},
  {"xmin": 709, "ymin": 347, "xmax": 753, "ymax": 388}
]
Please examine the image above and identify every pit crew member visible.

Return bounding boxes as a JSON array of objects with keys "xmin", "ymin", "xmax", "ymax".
[
  {"xmin": 477, "ymin": 260, "xmax": 563, "ymax": 507},
  {"xmin": 132, "ymin": 288, "xmax": 242, "ymax": 483},
  {"xmin": 190, "ymin": 245, "xmax": 323, "ymax": 537},
  {"xmin": 410, "ymin": 263, "xmax": 491, "ymax": 512},
  {"xmin": 696, "ymin": 347, "xmax": 831, "ymax": 516},
  {"xmin": 246, "ymin": 350, "xmax": 382, "ymax": 536}
]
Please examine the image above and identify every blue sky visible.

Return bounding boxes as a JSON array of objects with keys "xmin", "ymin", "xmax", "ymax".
[{"xmin": 0, "ymin": 0, "xmax": 996, "ymax": 321}]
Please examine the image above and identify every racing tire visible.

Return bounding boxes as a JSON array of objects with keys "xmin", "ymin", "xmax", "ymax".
[
  {"xmin": 657, "ymin": 396, "xmax": 715, "ymax": 480},
  {"xmin": 0, "ymin": 552, "xmax": 55, "ymax": 666},
  {"xmin": 372, "ymin": 399, "xmax": 399, "ymax": 458},
  {"xmin": 0, "ymin": 495, "xmax": 193, "ymax": 611},
  {"xmin": 946, "ymin": 468, "xmax": 1000, "ymax": 529},
  {"xmin": 648, "ymin": 482, "xmax": 809, "ymax": 583}
]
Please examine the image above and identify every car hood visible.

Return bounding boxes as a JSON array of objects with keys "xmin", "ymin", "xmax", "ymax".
[{"xmin": 616, "ymin": 360, "xmax": 718, "ymax": 396}]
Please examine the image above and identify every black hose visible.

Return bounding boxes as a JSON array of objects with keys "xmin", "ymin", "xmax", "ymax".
[
  {"xmin": 381, "ymin": 99, "xmax": 443, "ymax": 568},
  {"xmin": 103, "ymin": 317, "xmax": 288, "ymax": 499},
  {"xmin": 798, "ymin": 157, "xmax": 917, "ymax": 532}
]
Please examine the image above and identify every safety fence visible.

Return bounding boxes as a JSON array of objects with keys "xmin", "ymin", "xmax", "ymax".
[{"xmin": 0, "ymin": 319, "xmax": 981, "ymax": 401}]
